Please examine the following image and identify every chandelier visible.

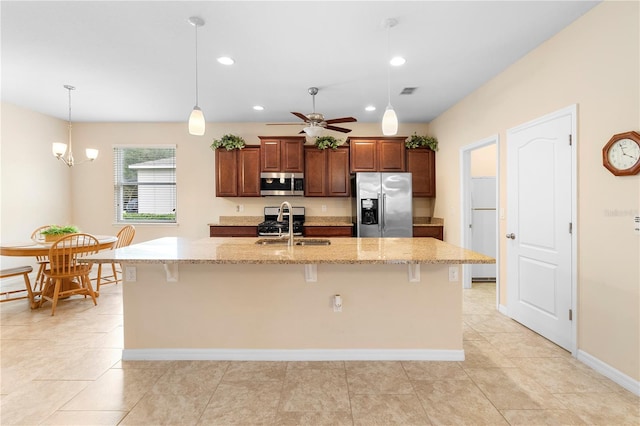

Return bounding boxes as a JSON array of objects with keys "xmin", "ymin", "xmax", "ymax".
[{"xmin": 52, "ymin": 85, "xmax": 99, "ymax": 167}]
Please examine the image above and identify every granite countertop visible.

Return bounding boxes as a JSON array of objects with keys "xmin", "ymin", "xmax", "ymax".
[
  {"xmin": 303, "ymin": 216, "xmax": 353, "ymax": 227},
  {"xmin": 413, "ymin": 217, "xmax": 444, "ymax": 227},
  {"xmin": 85, "ymin": 237, "xmax": 494, "ymax": 265}
]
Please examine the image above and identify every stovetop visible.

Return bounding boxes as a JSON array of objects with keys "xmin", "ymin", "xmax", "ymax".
[{"xmin": 258, "ymin": 206, "xmax": 305, "ymax": 236}]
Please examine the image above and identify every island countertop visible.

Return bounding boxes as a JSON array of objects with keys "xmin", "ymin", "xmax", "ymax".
[{"xmin": 86, "ymin": 237, "xmax": 494, "ymax": 265}]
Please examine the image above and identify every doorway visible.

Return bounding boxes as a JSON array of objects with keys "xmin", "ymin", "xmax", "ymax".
[{"xmin": 460, "ymin": 135, "xmax": 500, "ymax": 311}]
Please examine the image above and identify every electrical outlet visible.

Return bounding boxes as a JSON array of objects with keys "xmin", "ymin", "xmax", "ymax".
[
  {"xmin": 125, "ymin": 266, "xmax": 137, "ymax": 282},
  {"xmin": 448, "ymin": 266, "xmax": 459, "ymax": 282},
  {"xmin": 322, "ymin": 205, "xmax": 327, "ymax": 212},
  {"xmin": 333, "ymin": 294, "xmax": 342, "ymax": 312}
]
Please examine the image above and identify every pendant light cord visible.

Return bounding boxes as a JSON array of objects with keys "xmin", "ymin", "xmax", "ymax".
[
  {"xmin": 386, "ymin": 23, "xmax": 391, "ymax": 106},
  {"xmin": 194, "ymin": 24, "xmax": 199, "ymax": 107}
]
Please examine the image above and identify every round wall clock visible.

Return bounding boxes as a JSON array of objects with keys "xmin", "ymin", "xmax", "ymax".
[{"xmin": 602, "ymin": 131, "xmax": 640, "ymax": 176}]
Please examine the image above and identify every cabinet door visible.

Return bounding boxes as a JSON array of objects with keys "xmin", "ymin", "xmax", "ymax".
[
  {"xmin": 350, "ymin": 139, "xmax": 378, "ymax": 172},
  {"xmin": 215, "ymin": 149, "xmax": 238, "ymax": 197},
  {"xmin": 378, "ymin": 140, "xmax": 406, "ymax": 171},
  {"xmin": 238, "ymin": 147, "xmax": 261, "ymax": 197},
  {"xmin": 260, "ymin": 139, "xmax": 281, "ymax": 171},
  {"xmin": 304, "ymin": 147, "xmax": 327, "ymax": 196},
  {"xmin": 406, "ymin": 148, "xmax": 436, "ymax": 197},
  {"xmin": 281, "ymin": 139, "xmax": 304, "ymax": 172},
  {"xmin": 327, "ymin": 147, "xmax": 350, "ymax": 197}
]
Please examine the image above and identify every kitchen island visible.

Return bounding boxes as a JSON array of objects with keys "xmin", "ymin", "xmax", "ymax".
[{"xmin": 86, "ymin": 237, "xmax": 493, "ymax": 361}]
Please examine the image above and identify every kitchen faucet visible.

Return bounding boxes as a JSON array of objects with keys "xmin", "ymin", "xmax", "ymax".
[{"xmin": 276, "ymin": 201, "xmax": 294, "ymax": 247}]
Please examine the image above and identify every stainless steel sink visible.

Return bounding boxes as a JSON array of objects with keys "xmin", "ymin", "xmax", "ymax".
[
  {"xmin": 294, "ymin": 238, "xmax": 331, "ymax": 246},
  {"xmin": 255, "ymin": 238, "xmax": 289, "ymax": 245},
  {"xmin": 254, "ymin": 238, "xmax": 331, "ymax": 246}
]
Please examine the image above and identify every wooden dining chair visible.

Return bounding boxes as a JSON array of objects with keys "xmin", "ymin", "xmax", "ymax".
[
  {"xmin": 30, "ymin": 225, "xmax": 53, "ymax": 293},
  {"xmin": 39, "ymin": 233, "xmax": 99, "ymax": 316},
  {"xmin": 95, "ymin": 225, "xmax": 135, "ymax": 293}
]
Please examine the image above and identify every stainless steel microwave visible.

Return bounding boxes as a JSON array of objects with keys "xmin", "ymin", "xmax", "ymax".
[{"xmin": 260, "ymin": 172, "xmax": 304, "ymax": 196}]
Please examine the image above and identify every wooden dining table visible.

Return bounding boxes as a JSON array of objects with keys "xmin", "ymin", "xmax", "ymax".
[{"xmin": 0, "ymin": 235, "xmax": 117, "ymax": 307}]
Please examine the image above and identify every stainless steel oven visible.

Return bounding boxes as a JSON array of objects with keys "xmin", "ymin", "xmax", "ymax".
[{"xmin": 260, "ymin": 173, "xmax": 304, "ymax": 196}]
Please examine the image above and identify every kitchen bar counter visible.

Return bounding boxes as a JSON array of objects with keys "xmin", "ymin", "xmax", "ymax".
[
  {"xmin": 86, "ymin": 236, "xmax": 492, "ymax": 265},
  {"xmin": 89, "ymin": 237, "xmax": 493, "ymax": 362}
]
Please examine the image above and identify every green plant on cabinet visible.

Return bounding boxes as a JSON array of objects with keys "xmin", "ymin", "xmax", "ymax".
[{"xmin": 210, "ymin": 134, "xmax": 246, "ymax": 151}]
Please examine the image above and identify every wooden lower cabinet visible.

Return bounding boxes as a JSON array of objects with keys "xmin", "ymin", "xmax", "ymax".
[
  {"xmin": 304, "ymin": 226, "xmax": 353, "ymax": 238},
  {"xmin": 215, "ymin": 147, "xmax": 260, "ymax": 197},
  {"xmin": 406, "ymin": 147, "xmax": 436, "ymax": 197},
  {"xmin": 304, "ymin": 146, "xmax": 350, "ymax": 197},
  {"xmin": 209, "ymin": 226, "xmax": 258, "ymax": 237},
  {"xmin": 413, "ymin": 226, "xmax": 443, "ymax": 240}
]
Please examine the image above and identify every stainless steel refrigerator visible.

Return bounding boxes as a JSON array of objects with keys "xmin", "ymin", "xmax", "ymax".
[{"xmin": 352, "ymin": 172, "xmax": 413, "ymax": 237}]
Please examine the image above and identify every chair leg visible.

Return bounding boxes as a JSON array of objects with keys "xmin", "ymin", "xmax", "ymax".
[
  {"xmin": 50, "ymin": 278, "xmax": 62, "ymax": 316},
  {"xmin": 82, "ymin": 274, "xmax": 97, "ymax": 306},
  {"xmin": 111, "ymin": 262, "xmax": 119, "ymax": 284},
  {"xmin": 96, "ymin": 263, "xmax": 102, "ymax": 295}
]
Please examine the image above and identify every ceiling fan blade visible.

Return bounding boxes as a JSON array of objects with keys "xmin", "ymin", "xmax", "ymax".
[
  {"xmin": 291, "ymin": 112, "xmax": 309, "ymax": 122},
  {"xmin": 325, "ymin": 116, "xmax": 357, "ymax": 124},
  {"xmin": 325, "ymin": 125, "xmax": 352, "ymax": 133}
]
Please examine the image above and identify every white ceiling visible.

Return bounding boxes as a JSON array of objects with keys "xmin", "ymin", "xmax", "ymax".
[{"xmin": 1, "ymin": 1, "xmax": 599, "ymax": 126}]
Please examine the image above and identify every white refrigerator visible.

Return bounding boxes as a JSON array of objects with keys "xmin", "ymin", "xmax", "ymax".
[{"xmin": 471, "ymin": 177, "xmax": 497, "ymax": 280}]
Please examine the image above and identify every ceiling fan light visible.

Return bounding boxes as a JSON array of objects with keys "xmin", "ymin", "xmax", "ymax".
[
  {"xmin": 382, "ymin": 105, "xmax": 398, "ymax": 136},
  {"xmin": 189, "ymin": 106, "xmax": 206, "ymax": 136},
  {"xmin": 304, "ymin": 126, "xmax": 324, "ymax": 137}
]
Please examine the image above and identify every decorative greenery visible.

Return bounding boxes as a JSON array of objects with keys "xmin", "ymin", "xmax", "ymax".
[
  {"xmin": 405, "ymin": 133, "xmax": 439, "ymax": 151},
  {"xmin": 314, "ymin": 136, "xmax": 343, "ymax": 150},
  {"xmin": 210, "ymin": 134, "xmax": 246, "ymax": 151},
  {"xmin": 41, "ymin": 225, "xmax": 79, "ymax": 236}
]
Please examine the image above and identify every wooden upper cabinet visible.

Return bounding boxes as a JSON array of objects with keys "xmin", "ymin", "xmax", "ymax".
[
  {"xmin": 378, "ymin": 139, "xmax": 406, "ymax": 171},
  {"xmin": 304, "ymin": 146, "xmax": 350, "ymax": 197},
  {"xmin": 349, "ymin": 137, "xmax": 406, "ymax": 172},
  {"xmin": 259, "ymin": 136, "xmax": 305, "ymax": 172},
  {"xmin": 215, "ymin": 146, "xmax": 260, "ymax": 197},
  {"xmin": 326, "ymin": 147, "xmax": 350, "ymax": 196},
  {"xmin": 406, "ymin": 147, "xmax": 436, "ymax": 197},
  {"xmin": 237, "ymin": 147, "xmax": 261, "ymax": 196},
  {"xmin": 304, "ymin": 147, "xmax": 327, "ymax": 196}
]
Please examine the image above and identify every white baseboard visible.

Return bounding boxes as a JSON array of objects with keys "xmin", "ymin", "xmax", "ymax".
[
  {"xmin": 577, "ymin": 349, "xmax": 640, "ymax": 396},
  {"xmin": 498, "ymin": 304, "xmax": 508, "ymax": 315},
  {"xmin": 122, "ymin": 348, "xmax": 465, "ymax": 362}
]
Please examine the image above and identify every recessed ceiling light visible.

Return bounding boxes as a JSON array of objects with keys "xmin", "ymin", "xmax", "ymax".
[
  {"xmin": 390, "ymin": 56, "xmax": 406, "ymax": 66},
  {"xmin": 365, "ymin": 105, "xmax": 376, "ymax": 112},
  {"xmin": 253, "ymin": 105, "xmax": 264, "ymax": 111},
  {"xmin": 217, "ymin": 56, "xmax": 235, "ymax": 65}
]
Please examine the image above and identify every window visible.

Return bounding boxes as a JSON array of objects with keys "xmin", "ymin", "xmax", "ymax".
[{"xmin": 114, "ymin": 146, "xmax": 176, "ymax": 223}]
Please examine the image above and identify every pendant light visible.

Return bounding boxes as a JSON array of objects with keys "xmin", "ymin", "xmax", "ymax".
[
  {"xmin": 381, "ymin": 18, "xmax": 398, "ymax": 136},
  {"xmin": 52, "ymin": 85, "xmax": 99, "ymax": 167},
  {"xmin": 188, "ymin": 16, "xmax": 205, "ymax": 136}
]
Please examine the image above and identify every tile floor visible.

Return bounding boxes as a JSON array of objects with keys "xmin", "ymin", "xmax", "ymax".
[{"xmin": 1, "ymin": 281, "xmax": 638, "ymax": 425}]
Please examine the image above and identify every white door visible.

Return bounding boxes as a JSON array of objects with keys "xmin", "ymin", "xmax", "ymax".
[
  {"xmin": 506, "ymin": 108, "xmax": 574, "ymax": 351},
  {"xmin": 471, "ymin": 177, "xmax": 497, "ymax": 280}
]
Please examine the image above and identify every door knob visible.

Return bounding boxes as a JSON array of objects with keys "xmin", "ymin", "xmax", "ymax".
[{"xmin": 506, "ymin": 233, "xmax": 516, "ymax": 240}]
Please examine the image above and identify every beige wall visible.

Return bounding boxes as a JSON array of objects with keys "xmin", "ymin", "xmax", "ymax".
[
  {"xmin": 471, "ymin": 144, "xmax": 496, "ymax": 177},
  {"xmin": 0, "ymin": 115, "xmax": 428, "ymax": 244},
  {"xmin": 429, "ymin": 1, "xmax": 639, "ymax": 380},
  {"xmin": 0, "ymin": 104, "xmax": 72, "ymax": 270}
]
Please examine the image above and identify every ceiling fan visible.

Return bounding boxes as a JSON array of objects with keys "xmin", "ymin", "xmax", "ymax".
[{"xmin": 269, "ymin": 87, "xmax": 357, "ymax": 136}]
